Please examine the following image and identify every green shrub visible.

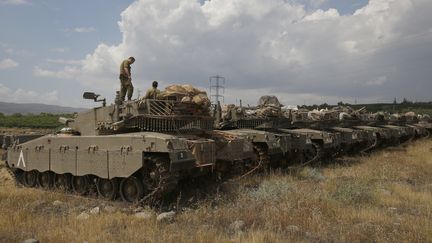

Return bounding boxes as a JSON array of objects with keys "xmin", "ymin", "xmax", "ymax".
[
  {"xmin": 0, "ymin": 113, "xmax": 74, "ymax": 129},
  {"xmin": 332, "ymin": 180, "xmax": 375, "ymax": 205}
]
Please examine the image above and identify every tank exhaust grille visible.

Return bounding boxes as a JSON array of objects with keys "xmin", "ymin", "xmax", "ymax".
[{"xmin": 126, "ymin": 116, "xmax": 214, "ymax": 133}]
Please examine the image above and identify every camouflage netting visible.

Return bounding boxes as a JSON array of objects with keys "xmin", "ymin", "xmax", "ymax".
[
  {"xmin": 331, "ymin": 106, "xmax": 367, "ymax": 121},
  {"xmin": 222, "ymin": 104, "xmax": 246, "ymax": 121},
  {"xmin": 160, "ymin": 84, "xmax": 211, "ymax": 109},
  {"xmin": 405, "ymin": 111, "xmax": 416, "ymax": 118},
  {"xmin": 421, "ymin": 114, "xmax": 431, "ymax": 121},
  {"xmin": 258, "ymin": 95, "xmax": 282, "ymax": 107},
  {"xmin": 289, "ymin": 106, "xmax": 370, "ymax": 121},
  {"xmin": 256, "ymin": 96, "xmax": 282, "ymax": 117}
]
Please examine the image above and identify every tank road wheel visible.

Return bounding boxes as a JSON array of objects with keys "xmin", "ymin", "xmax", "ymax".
[
  {"xmin": 38, "ymin": 171, "xmax": 53, "ymax": 189},
  {"xmin": 97, "ymin": 178, "xmax": 119, "ymax": 200},
  {"xmin": 23, "ymin": 170, "xmax": 38, "ymax": 187},
  {"xmin": 120, "ymin": 176, "xmax": 144, "ymax": 202},
  {"xmin": 54, "ymin": 174, "xmax": 72, "ymax": 191},
  {"xmin": 72, "ymin": 176, "xmax": 90, "ymax": 195}
]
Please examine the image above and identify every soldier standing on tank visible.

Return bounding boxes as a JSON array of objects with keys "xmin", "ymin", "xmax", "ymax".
[
  {"xmin": 119, "ymin": 57, "xmax": 135, "ymax": 101},
  {"xmin": 144, "ymin": 81, "xmax": 161, "ymax": 99}
]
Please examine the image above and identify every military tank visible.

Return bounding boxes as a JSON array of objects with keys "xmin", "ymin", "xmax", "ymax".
[
  {"xmin": 4, "ymin": 87, "xmax": 432, "ymax": 204},
  {"xmin": 215, "ymin": 96, "xmax": 344, "ymax": 167},
  {"xmin": 5, "ymin": 90, "xmax": 218, "ymax": 202},
  {"xmin": 389, "ymin": 113, "xmax": 430, "ymax": 139}
]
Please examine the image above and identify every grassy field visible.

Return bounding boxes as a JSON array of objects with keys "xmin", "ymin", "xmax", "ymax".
[{"xmin": 1, "ymin": 140, "xmax": 431, "ymax": 243}]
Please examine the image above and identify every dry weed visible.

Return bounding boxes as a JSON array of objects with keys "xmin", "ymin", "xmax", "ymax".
[{"xmin": 0, "ymin": 140, "xmax": 431, "ymax": 242}]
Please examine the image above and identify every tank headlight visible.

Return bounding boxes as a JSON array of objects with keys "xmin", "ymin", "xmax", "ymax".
[{"xmin": 177, "ymin": 151, "xmax": 185, "ymax": 160}]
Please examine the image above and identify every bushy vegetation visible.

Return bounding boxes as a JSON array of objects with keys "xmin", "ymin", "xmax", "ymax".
[{"xmin": 0, "ymin": 113, "xmax": 74, "ymax": 129}]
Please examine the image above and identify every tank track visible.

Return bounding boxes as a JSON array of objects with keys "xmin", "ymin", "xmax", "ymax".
[
  {"xmin": 6, "ymin": 156, "xmax": 179, "ymax": 205},
  {"xmin": 287, "ymin": 142, "xmax": 322, "ymax": 169},
  {"xmin": 301, "ymin": 142, "xmax": 322, "ymax": 167},
  {"xmin": 360, "ymin": 137, "xmax": 378, "ymax": 154},
  {"xmin": 235, "ymin": 144, "xmax": 270, "ymax": 179}
]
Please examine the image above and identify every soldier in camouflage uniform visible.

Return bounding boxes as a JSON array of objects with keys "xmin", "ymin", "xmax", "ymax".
[
  {"xmin": 144, "ymin": 81, "xmax": 161, "ymax": 99},
  {"xmin": 119, "ymin": 57, "xmax": 135, "ymax": 101}
]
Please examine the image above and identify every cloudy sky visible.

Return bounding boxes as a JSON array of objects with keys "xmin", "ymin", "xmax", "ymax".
[{"xmin": 0, "ymin": 0, "xmax": 431, "ymax": 107}]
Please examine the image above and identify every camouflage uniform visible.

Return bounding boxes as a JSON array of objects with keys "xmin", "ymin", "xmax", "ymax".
[
  {"xmin": 144, "ymin": 87, "xmax": 161, "ymax": 99},
  {"xmin": 119, "ymin": 59, "xmax": 134, "ymax": 101}
]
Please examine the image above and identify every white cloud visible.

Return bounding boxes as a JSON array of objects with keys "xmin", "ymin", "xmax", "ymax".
[
  {"xmin": 33, "ymin": 66, "xmax": 79, "ymax": 80},
  {"xmin": 0, "ymin": 58, "xmax": 19, "ymax": 69},
  {"xmin": 303, "ymin": 8, "xmax": 339, "ymax": 21},
  {"xmin": 68, "ymin": 27, "xmax": 96, "ymax": 33},
  {"xmin": 0, "ymin": 83, "xmax": 58, "ymax": 104},
  {"xmin": 74, "ymin": 27, "xmax": 96, "ymax": 33},
  {"xmin": 0, "ymin": 0, "xmax": 28, "ymax": 5},
  {"xmin": 288, "ymin": 0, "xmax": 327, "ymax": 9},
  {"xmin": 364, "ymin": 76, "xmax": 388, "ymax": 86},
  {"xmin": 45, "ymin": 59, "xmax": 82, "ymax": 65},
  {"xmin": 62, "ymin": 27, "xmax": 96, "ymax": 34},
  {"xmin": 50, "ymin": 47, "xmax": 69, "ymax": 53},
  {"xmin": 36, "ymin": 0, "xmax": 432, "ymax": 104},
  {"xmin": 0, "ymin": 43, "xmax": 32, "ymax": 57}
]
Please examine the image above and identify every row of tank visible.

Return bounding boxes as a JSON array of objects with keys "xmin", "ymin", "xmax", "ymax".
[{"xmin": 4, "ymin": 91, "xmax": 432, "ymax": 204}]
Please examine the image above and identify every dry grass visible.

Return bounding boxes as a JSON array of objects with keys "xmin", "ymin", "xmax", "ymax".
[{"xmin": 1, "ymin": 140, "xmax": 432, "ymax": 242}]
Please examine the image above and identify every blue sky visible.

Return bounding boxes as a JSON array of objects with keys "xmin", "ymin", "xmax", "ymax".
[
  {"xmin": 1, "ymin": 0, "xmax": 431, "ymax": 107},
  {"xmin": 0, "ymin": 0, "xmax": 133, "ymax": 106}
]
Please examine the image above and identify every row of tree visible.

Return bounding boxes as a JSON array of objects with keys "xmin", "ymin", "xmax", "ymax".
[{"xmin": 0, "ymin": 113, "xmax": 74, "ymax": 128}]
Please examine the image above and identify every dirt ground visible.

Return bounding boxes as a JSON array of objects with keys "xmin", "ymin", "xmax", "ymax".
[{"xmin": 0, "ymin": 140, "xmax": 431, "ymax": 243}]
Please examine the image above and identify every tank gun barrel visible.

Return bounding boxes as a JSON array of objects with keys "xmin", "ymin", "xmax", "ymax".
[{"xmin": 58, "ymin": 117, "xmax": 74, "ymax": 126}]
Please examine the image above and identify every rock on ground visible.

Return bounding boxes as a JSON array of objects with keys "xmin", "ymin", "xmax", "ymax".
[
  {"xmin": 104, "ymin": 206, "xmax": 117, "ymax": 213},
  {"xmin": 229, "ymin": 220, "xmax": 246, "ymax": 233},
  {"xmin": 22, "ymin": 239, "xmax": 39, "ymax": 243},
  {"xmin": 286, "ymin": 225, "xmax": 300, "ymax": 233},
  {"xmin": 134, "ymin": 211, "xmax": 153, "ymax": 220},
  {"xmin": 52, "ymin": 200, "xmax": 63, "ymax": 206},
  {"xmin": 90, "ymin": 207, "xmax": 100, "ymax": 215},
  {"xmin": 133, "ymin": 206, "xmax": 144, "ymax": 213},
  {"xmin": 300, "ymin": 167, "xmax": 326, "ymax": 182},
  {"xmin": 77, "ymin": 212, "xmax": 90, "ymax": 220},
  {"xmin": 156, "ymin": 211, "xmax": 176, "ymax": 223}
]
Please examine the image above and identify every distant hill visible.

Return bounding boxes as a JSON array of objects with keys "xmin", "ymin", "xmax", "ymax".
[{"xmin": 0, "ymin": 102, "xmax": 86, "ymax": 115}]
